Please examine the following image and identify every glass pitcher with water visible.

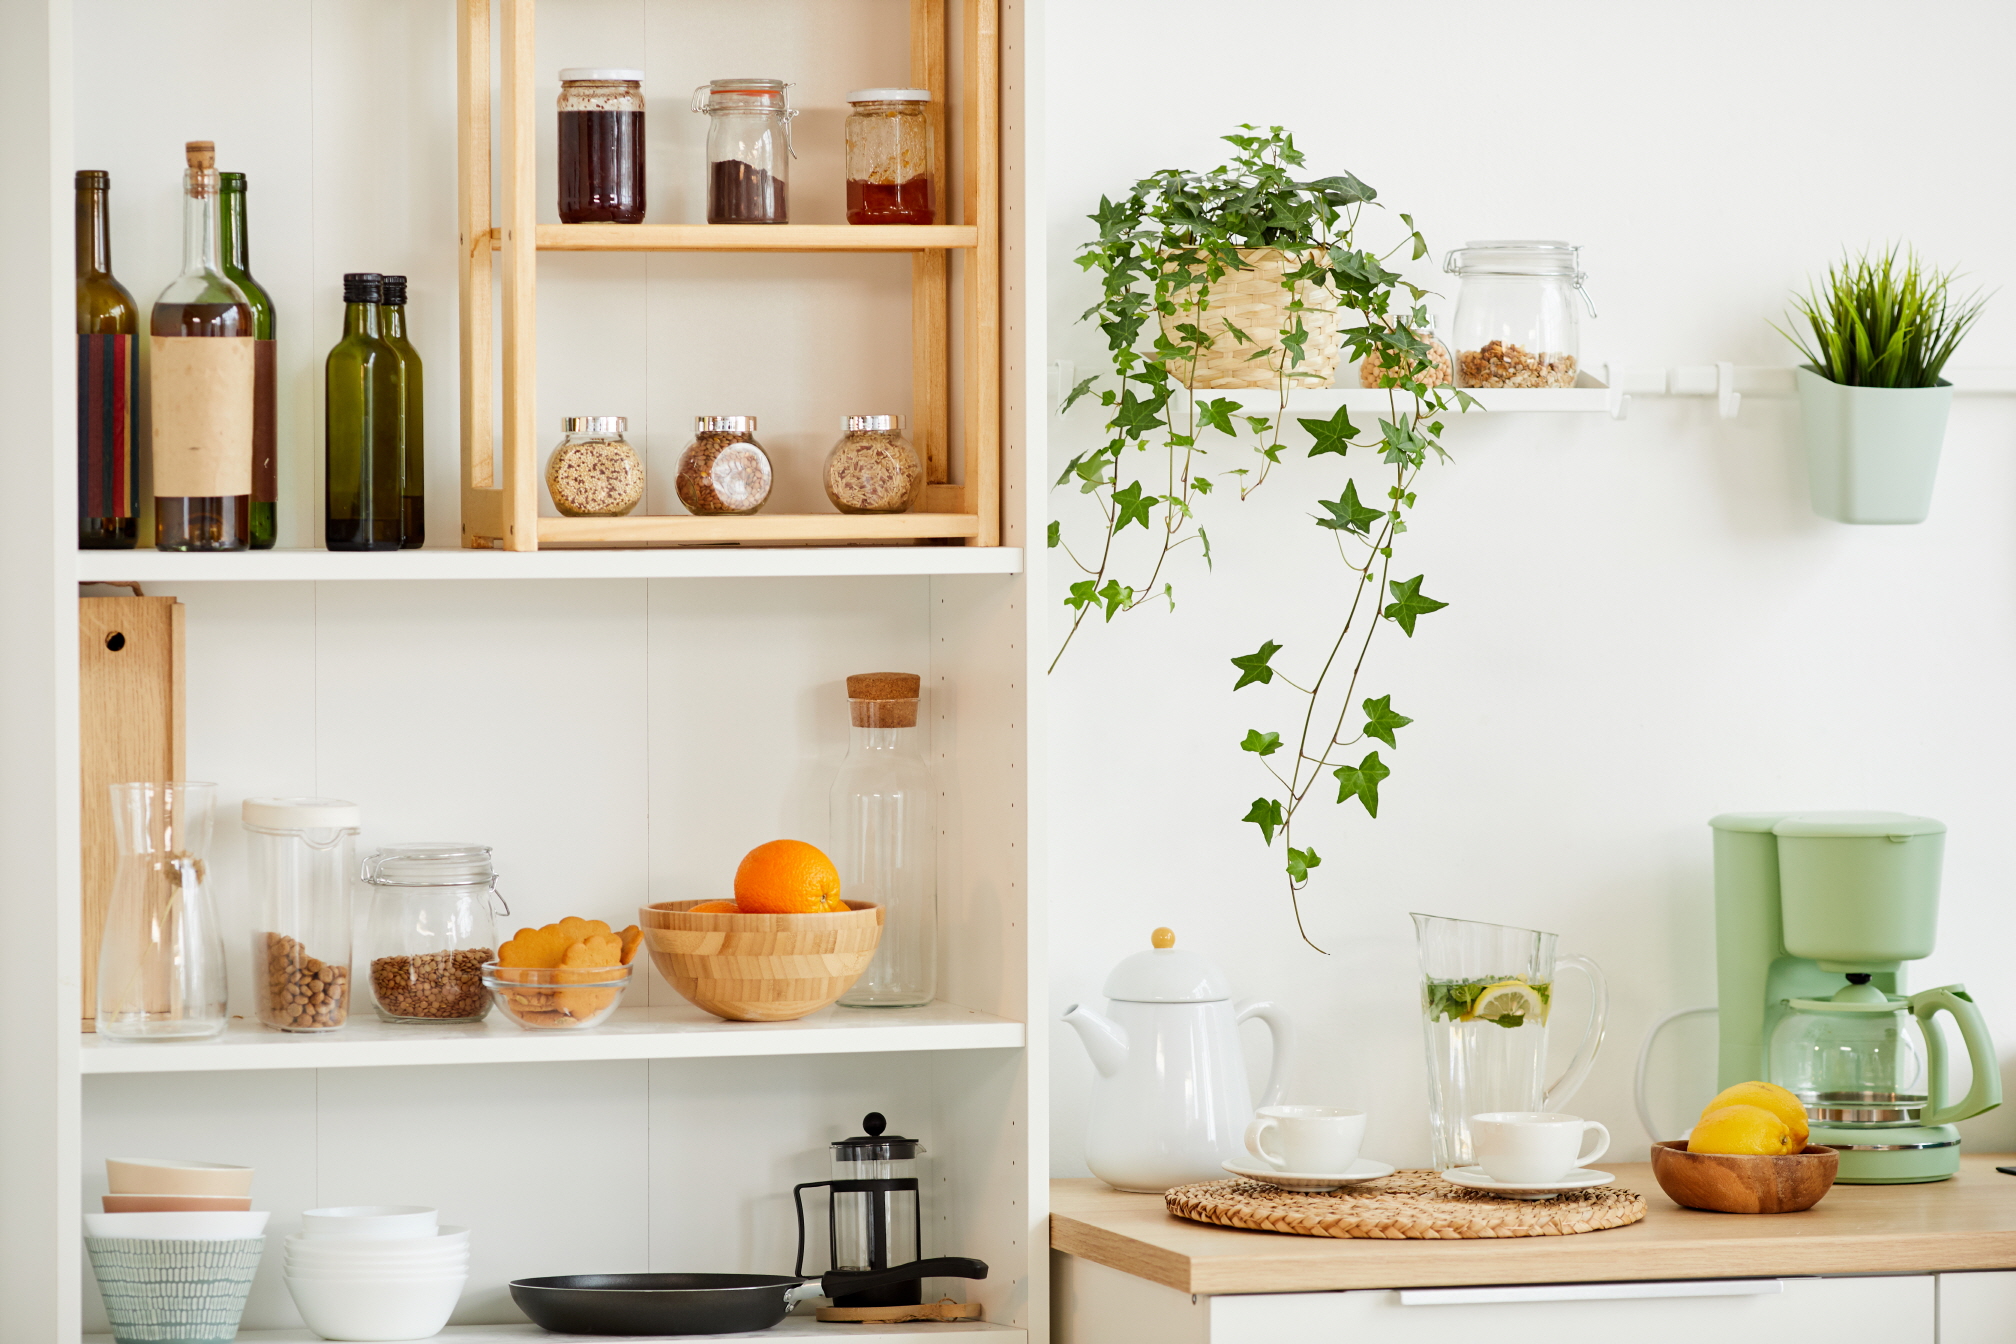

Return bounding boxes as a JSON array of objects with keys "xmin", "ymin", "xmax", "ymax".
[{"xmin": 1413, "ymin": 913, "xmax": 1608, "ymax": 1171}]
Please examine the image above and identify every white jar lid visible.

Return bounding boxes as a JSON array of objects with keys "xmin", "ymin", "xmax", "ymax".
[
  {"xmin": 560, "ymin": 67, "xmax": 644, "ymax": 82},
  {"xmin": 846, "ymin": 88, "xmax": 931, "ymax": 103},
  {"xmin": 243, "ymin": 797, "xmax": 362, "ymax": 831}
]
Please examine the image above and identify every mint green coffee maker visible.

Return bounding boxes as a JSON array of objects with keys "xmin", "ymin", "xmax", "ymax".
[{"xmin": 1711, "ymin": 811, "xmax": 1999, "ymax": 1183}]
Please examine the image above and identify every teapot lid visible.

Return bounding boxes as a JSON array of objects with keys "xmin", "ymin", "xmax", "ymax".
[{"xmin": 1101, "ymin": 928, "xmax": 1234, "ymax": 1003}]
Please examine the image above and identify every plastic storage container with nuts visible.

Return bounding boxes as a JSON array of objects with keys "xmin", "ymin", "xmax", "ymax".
[
  {"xmin": 244, "ymin": 797, "xmax": 360, "ymax": 1033},
  {"xmin": 546, "ymin": 416, "xmax": 645, "ymax": 517}
]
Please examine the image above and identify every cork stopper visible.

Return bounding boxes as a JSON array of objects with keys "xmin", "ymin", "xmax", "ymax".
[
  {"xmin": 846, "ymin": 672, "xmax": 920, "ymax": 728},
  {"xmin": 185, "ymin": 141, "xmax": 216, "ymax": 197}
]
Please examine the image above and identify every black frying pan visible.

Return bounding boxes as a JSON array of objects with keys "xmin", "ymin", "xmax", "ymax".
[{"xmin": 510, "ymin": 1257, "xmax": 987, "ymax": 1335}]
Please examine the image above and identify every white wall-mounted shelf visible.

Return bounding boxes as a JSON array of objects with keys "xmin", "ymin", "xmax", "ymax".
[
  {"xmin": 1603, "ymin": 363, "xmax": 2016, "ymax": 419},
  {"xmin": 75, "ymin": 546, "xmax": 1025, "ymax": 584},
  {"xmin": 90, "ymin": 1320, "xmax": 1025, "ymax": 1343},
  {"xmin": 1143, "ymin": 372, "xmax": 1615, "ymax": 419},
  {"xmin": 80, "ymin": 1001, "xmax": 1025, "ymax": 1075}
]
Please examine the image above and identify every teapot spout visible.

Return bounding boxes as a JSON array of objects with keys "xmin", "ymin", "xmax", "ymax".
[{"xmin": 1062, "ymin": 1003, "xmax": 1129, "ymax": 1078}]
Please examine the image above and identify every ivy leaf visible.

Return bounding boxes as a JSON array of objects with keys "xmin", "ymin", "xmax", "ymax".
[
  {"xmin": 1095, "ymin": 579, "xmax": 1132, "ymax": 621},
  {"xmin": 1243, "ymin": 415, "xmax": 1274, "ymax": 434},
  {"xmin": 1378, "ymin": 416, "xmax": 1429, "ymax": 466},
  {"xmin": 1299, "ymin": 404, "xmax": 1358, "ymax": 458},
  {"xmin": 1240, "ymin": 729, "xmax": 1282, "ymax": 757},
  {"xmin": 1306, "ymin": 172, "xmax": 1376, "ymax": 204},
  {"xmin": 1046, "ymin": 520, "xmax": 1060, "ymax": 549},
  {"xmin": 1059, "ymin": 375, "xmax": 1099, "ymax": 415},
  {"xmin": 1111, "ymin": 388, "xmax": 1166, "ymax": 437},
  {"xmin": 1064, "ymin": 580, "xmax": 1098, "ymax": 612},
  {"xmin": 1196, "ymin": 398, "xmax": 1241, "ymax": 436},
  {"xmin": 1333, "ymin": 751, "xmax": 1391, "ymax": 816},
  {"xmin": 1243, "ymin": 797, "xmax": 1286, "ymax": 846},
  {"xmin": 1286, "ymin": 845, "xmax": 1322, "ymax": 883},
  {"xmin": 1361, "ymin": 695, "xmax": 1413, "ymax": 748},
  {"xmin": 1314, "ymin": 479, "xmax": 1382, "ymax": 535},
  {"xmin": 1383, "ymin": 575, "xmax": 1447, "ymax": 636},
  {"xmin": 1230, "ymin": 640, "xmax": 1282, "ymax": 690},
  {"xmin": 1112, "ymin": 480, "xmax": 1154, "ymax": 532}
]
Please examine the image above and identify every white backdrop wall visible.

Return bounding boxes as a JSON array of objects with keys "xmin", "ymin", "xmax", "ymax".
[{"xmin": 1044, "ymin": 0, "xmax": 2016, "ymax": 1175}]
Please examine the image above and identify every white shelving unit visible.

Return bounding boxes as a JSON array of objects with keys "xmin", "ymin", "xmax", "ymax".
[{"xmin": 77, "ymin": 547, "xmax": 1027, "ymax": 584}]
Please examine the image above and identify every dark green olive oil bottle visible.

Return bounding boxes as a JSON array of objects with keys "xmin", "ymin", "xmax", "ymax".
[
  {"xmin": 379, "ymin": 275, "xmax": 424, "ymax": 548},
  {"xmin": 324, "ymin": 273, "xmax": 401, "ymax": 551}
]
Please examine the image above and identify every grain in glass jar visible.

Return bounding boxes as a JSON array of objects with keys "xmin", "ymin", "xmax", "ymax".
[
  {"xmin": 558, "ymin": 69, "xmax": 645, "ymax": 225},
  {"xmin": 692, "ymin": 79, "xmax": 794, "ymax": 225},
  {"xmin": 845, "ymin": 90, "xmax": 933, "ymax": 225},
  {"xmin": 361, "ymin": 844, "xmax": 501, "ymax": 1023},
  {"xmin": 1442, "ymin": 241, "xmax": 1593, "ymax": 388},
  {"xmin": 825, "ymin": 414, "xmax": 923, "ymax": 514},
  {"xmin": 547, "ymin": 416, "xmax": 645, "ymax": 517},
  {"xmin": 677, "ymin": 415, "xmax": 772, "ymax": 515}
]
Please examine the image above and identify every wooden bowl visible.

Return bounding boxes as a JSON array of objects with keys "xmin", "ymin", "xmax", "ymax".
[
  {"xmin": 639, "ymin": 900, "xmax": 882, "ymax": 1022},
  {"xmin": 1649, "ymin": 1139, "xmax": 1839, "ymax": 1213}
]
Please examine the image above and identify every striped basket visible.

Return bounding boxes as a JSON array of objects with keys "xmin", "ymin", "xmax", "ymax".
[
  {"xmin": 1158, "ymin": 248, "xmax": 1343, "ymax": 390},
  {"xmin": 85, "ymin": 1236, "xmax": 263, "ymax": 1344}
]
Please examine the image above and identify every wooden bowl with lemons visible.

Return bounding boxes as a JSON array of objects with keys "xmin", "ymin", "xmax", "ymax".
[{"xmin": 1651, "ymin": 1080, "xmax": 1839, "ymax": 1214}]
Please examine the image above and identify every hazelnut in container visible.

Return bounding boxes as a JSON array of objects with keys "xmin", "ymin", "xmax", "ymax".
[
  {"xmin": 244, "ymin": 797, "xmax": 360, "ymax": 1032},
  {"xmin": 361, "ymin": 844, "xmax": 502, "ymax": 1023}
]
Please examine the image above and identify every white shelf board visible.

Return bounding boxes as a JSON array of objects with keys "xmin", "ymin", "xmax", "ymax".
[
  {"xmin": 88, "ymin": 1321, "xmax": 1024, "ymax": 1342},
  {"xmin": 74, "ymin": 546, "xmax": 1024, "ymax": 584},
  {"xmin": 79, "ymin": 1000, "xmax": 1024, "ymax": 1075},
  {"xmin": 1171, "ymin": 373, "xmax": 1612, "ymax": 417}
]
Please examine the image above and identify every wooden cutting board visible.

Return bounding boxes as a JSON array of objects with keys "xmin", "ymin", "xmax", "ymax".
[{"xmin": 78, "ymin": 595, "xmax": 185, "ymax": 1031}]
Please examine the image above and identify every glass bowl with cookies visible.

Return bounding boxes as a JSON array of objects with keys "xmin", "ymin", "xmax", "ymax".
[{"xmin": 481, "ymin": 916, "xmax": 643, "ymax": 1030}]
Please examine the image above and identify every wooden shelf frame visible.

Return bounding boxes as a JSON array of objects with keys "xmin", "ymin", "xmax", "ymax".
[{"xmin": 456, "ymin": 0, "xmax": 1002, "ymax": 552}]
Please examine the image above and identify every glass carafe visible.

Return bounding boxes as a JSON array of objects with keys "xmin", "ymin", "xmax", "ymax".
[
  {"xmin": 831, "ymin": 674, "xmax": 936, "ymax": 1007},
  {"xmin": 1412, "ymin": 913, "xmax": 1607, "ymax": 1171},
  {"xmin": 96, "ymin": 782, "xmax": 228, "ymax": 1039},
  {"xmin": 1770, "ymin": 977, "xmax": 1999, "ymax": 1128}
]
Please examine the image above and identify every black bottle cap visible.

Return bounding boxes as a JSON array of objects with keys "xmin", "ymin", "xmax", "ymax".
[
  {"xmin": 381, "ymin": 275, "xmax": 408, "ymax": 305},
  {"xmin": 75, "ymin": 170, "xmax": 110, "ymax": 189},
  {"xmin": 343, "ymin": 273, "xmax": 384, "ymax": 304}
]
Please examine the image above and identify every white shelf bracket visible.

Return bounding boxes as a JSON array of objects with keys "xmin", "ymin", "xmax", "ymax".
[{"xmin": 1716, "ymin": 361, "xmax": 1742, "ymax": 418}]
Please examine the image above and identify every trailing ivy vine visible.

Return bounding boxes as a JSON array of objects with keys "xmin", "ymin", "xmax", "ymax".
[{"xmin": 1049, "ymin": 127, "xmax": 1470, "ymax": 949}]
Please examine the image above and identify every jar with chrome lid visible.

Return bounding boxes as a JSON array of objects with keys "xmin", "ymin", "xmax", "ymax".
[
  {"xmin": 361, "ymin": 843, "xmax": 504, "ymax": 1023},
  {"xmin": 547, "ymin": 415, "xmax": 645, "ymax": 517},
  {"xmin": 558, "ymin": 68, "xmax": 645, "ymax": 224},
  {"xmin": 692, "ymin": 79, "xmax": 794, "ymax": 224},
  {"xmin": 824, "ymin": 414, "xmax": 923, "ymax": 514},
  {"xmin": 1442, "ymin": 240, "xmax": 1593, "ymax": 388},
  {"xmin": 845, "ymin": 89, "xmax": 933, "ymax": 225},
  {"xmin": 677, "ymin": 414, "xmax": 773, "ymax": 515}
]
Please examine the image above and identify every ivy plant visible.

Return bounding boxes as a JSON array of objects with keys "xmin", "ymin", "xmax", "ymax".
[{"xmin": 1049, "ymin": 127, "xmax": 1470, "ymax": 949}]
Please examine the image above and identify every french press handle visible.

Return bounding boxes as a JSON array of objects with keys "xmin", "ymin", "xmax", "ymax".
[{"xmin": 791, "ymin": 1179, "xmax": 916, "ymax": 1279}]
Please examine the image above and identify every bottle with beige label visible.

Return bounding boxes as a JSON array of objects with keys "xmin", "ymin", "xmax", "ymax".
[{"xmin": 150, "ymin": 141, "xmax": 255, "ymax": 552}]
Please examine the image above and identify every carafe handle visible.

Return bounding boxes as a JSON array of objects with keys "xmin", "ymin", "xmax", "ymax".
[
  {"xmin": 1542, "ymin": 954, "xmax": 1608, "ymax": 1112},
  {"xmin": 1235, "ymin": 999, "xmax": 1296, "ymax": 1109},
  {"xmin": 1913, "ymin": 984, "xmax": 2002, "ymax": 1127}
]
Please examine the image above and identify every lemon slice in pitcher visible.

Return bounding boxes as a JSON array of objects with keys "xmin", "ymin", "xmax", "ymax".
[{"xmin": 1470, "ymin": 981, "xmax": 1546, "ymax": 1027}]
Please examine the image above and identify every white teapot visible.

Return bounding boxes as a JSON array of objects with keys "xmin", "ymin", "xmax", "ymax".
[{"xmin": 1063, "ymin": 927, "xmax": 1294, "ymax": 1191}]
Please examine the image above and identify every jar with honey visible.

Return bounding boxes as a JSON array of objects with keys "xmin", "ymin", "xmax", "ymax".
[{"xmin": 844, "ymin": 90, "xmax": 933, "ymax": 226}]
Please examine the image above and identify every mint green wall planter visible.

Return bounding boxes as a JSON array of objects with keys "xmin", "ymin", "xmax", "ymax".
[
  {"xmin": 1795, "ymin": 365, "xmax": 1954, "ymax": 524},
  {"xmin": 84, "ymin": 1236, "xmax": 263, "ymax": 1344}
]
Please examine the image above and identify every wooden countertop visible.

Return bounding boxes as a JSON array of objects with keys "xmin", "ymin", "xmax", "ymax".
[{"xmin": 1051, "ymin": 1156, "xmax": 2016, "ymax": 1294}]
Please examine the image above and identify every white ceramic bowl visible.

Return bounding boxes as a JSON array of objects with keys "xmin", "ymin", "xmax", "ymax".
[
  {"xmin": 284, "ymin": 1272, "xmax": 465, "ymax": 1342},
  {"xmin": 282, "ymin": 1264, "xmax": 468, "ymax": 1282},
  {"xmin": 283, "ymin": 1225, "xmax": 466, "ymax": 1259},
  {"xmin": 105, "ymin": 1158, "xmax": 254, "ymax": 1197},
  {"xmin": 85, "ymin": 1210, "xmax": 270, "ymax": 1240},
  {"xmin": 285, "ymin": 1248, "xmax": 469, "ymax": 1271},
  {"xmin": 299, "ymin": 1205, "xmax": 438, "ymax": 1240}
]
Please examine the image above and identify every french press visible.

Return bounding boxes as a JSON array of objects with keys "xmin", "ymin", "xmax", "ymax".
[{"xmin": 795, "ymin": 1113, "xmax": 969, "ymax": 1309}]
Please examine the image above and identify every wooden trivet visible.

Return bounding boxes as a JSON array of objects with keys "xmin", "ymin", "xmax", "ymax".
[
  {"xmin": 1166, "ymin": 1170, "xmax": 1646, "ymax": 1240},
  {"xmin": 816, "ymin": 1298, "xmax": 983, "ymax": 1323}
]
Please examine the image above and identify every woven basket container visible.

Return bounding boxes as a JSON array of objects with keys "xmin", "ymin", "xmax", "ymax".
[
  {"xmin": 85, "ymin": 1236, "xmax": 263, "ymax": 1344},
  {"xmin": 641, "ymin": 899, "xmax": 882, "ymax": 1022},
  {"xmin": 1159, "ymin": 248, "xmax": 1342, "ymax": 390}
]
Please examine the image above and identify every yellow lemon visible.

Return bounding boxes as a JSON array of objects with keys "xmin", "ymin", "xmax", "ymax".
[
  {"xmin": 1468, "ymin": 981, "xmax": 1548, "ymax": 1025},
  {"xmin": 1688, "ymin": 1104, "xmax": 1798, "ymax": 1156},
  {"xmin": 1701, "ymin": 1080, "xmax": 1809, "ymax": 1146}
]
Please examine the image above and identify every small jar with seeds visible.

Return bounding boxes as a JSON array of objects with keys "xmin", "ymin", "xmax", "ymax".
[
  {"xmin": 360, "ymin": 843, "xmax": 501, "ymax": 1023},
  {"xmin": 676, "ymin": 415, "xmax": 772, "ymax": 515},
  {"xmin": 547, "ymin": 416, "xmax": 645, "ymax": 517},
  {"xmin": 824, "ymin": 414, "xmax": 924, "ymax": 514}
]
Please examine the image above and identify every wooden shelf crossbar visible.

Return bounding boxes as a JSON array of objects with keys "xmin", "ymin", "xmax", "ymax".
[{"xmin": 456, "ymin": 0, "xmax": 1000, "ymax": 551}]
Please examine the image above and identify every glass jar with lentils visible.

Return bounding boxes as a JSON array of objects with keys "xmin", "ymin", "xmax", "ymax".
[
  {"xmin": 676, "ymin": 415, "xmax": 773, "ymax": 515},
  {"xmin": 361, "ymin": 844, "xmax": 501, "ymax": 1023}
]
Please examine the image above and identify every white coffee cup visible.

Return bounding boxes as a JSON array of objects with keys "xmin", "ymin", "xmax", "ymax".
[
  {"xmin": 1243, "ymin": 1106, "xmax": 1366, "ymax": 1174},
  {"xmin": 1467, "ymin": 1111, "xmax": 1609, "ymax": 1184}
]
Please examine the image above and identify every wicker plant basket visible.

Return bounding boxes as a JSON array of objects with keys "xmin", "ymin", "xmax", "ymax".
[{"xmin": 1159, "ymin": 249, "xmax": 1342, "ymax": 390}]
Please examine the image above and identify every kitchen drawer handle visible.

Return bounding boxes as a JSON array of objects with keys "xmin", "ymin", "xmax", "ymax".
[{"xmin": 1398, "ymin": 1279, "xmax": 1785, "ymax": 1306}]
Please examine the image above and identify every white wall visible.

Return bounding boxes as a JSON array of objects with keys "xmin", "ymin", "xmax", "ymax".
[{"xmin": 1045, "ymin": 0, "xmax": 2016, "ymax": 1175}]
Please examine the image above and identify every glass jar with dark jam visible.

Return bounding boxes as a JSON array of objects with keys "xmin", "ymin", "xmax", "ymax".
[
  {"xmin": 844, "ymin": 90, "xmax": 933, "ymax": 226},
  {"xmin": 558, "ymin": 68, "xmax": 645, "ymax": 225},
  {"xmin": 692, "ymin": 79, "xmax": 794, "ymax": 225}
]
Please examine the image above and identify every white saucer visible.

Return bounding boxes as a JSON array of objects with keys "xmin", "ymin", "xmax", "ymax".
[
  {"xmin": 1440, "ymin": 1166, "xmax": 1616, "ymax": 1200},
  {"xmin": 1221, "ymin": 1158, "xmax": 1396, "ymax": 1192}
]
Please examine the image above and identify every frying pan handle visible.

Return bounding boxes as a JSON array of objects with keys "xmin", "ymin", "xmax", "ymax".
[{"xmin": 818, "ymin": 1256, "xmax": 989, "ymax": 1299}]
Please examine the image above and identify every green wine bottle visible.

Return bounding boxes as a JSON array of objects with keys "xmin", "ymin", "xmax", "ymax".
[
  {"xmin": 76, "ymin": 170, "xmax": 140, "ymax": 550},
  {"xmin": 379, "ymin": 275, "xmax": 424, "ymax": 548},
  {"xmin": 324, "ymin": 273, "xmax": 401, "ymax": 551},
  {"xmin": 219, "ymin": 172, "xmax": 276, "ymax": 549}
]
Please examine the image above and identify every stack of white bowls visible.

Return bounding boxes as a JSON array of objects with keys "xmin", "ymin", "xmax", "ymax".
[{"xmin": 283, "ymin": 1206, "xmax": 466, "ymax": 1342}]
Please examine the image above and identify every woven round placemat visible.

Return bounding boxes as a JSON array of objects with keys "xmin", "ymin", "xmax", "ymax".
[{"xmin": 1166, "ymin": 1171, "xmax": 1646, "ymax": 1240}]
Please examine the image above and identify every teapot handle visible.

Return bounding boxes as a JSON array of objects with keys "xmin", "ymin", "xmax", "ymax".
[
  {"xmin": 1542, "ymin": 954, "xmax": 1609, "ymax": 1112},
  {"xmin": 1235, "ymin": 999, "xmax": 1295, "ymax": 1109},
  {"xmin": 1913, "ymin": 984, "xmax": 2003, "ymax": 1127}
]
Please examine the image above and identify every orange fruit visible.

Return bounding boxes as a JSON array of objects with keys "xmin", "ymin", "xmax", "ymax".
[
  {"xmin": 733, "ymin": 840, "xmax": 845, "ymax": 914},
  {"xmin": 687, "ymin": 900, "xmax": 740, "ymax": 914}
]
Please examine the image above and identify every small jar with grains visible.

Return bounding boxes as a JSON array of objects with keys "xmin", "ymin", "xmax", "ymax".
[
  {"xmin": 361, "ymin": 843, "xmax": 502, "ymax": 1023},
  {"xmin": 825, "ymin": 414, "xmax": 924, "ymax": 514},
  {"xmin": 243, "ymin": 797, "xmax": 360, "ymax": 1033},
  {"xmin": 547, "ymin": 416, "xmax": 645, "ymax": 517},
  {"xmin": 677, "ymin": 415, "xmax": 773, "ymax": 515},
  {"xmin": 1442, "ymin": 241, "xmax": 1593, "ymax": 389},
  {"xmin": 1358, "ymin": 324, "xmax": 1452, "ymax": 390}
]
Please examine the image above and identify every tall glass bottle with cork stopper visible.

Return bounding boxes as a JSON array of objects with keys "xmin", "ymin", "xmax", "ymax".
[
  {"xmin": 151, "ymin": 141, "xmax": 255, "ymax": 552},
  {"xmin": 831, "ymin": 673, "xmax": 936, "ymax": 1007}
]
